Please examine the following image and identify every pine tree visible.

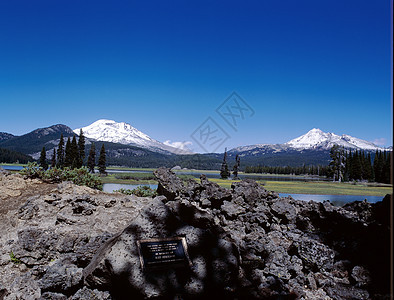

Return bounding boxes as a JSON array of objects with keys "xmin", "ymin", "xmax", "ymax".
[
  {"xmin": 87, "ymin": 143, "xmax": 96, "ymax": 173},
  {"xmin": 382, "ymin": 151, "xmax": 391, "ymax": 184},
  {"xmin": 78, "ymin": 129, "xmax": 85, "ymax": 165},
  {"xmin": 40, "ymin": 147, "xmax": 48, "ymax": 170},
  {"xmin": 98, "ymin": 144, "xmax": 106, "ymax": 175},
  {"xmin": 349, "ymin": 150, "xmax": 355, "ymax": 180},
  {"xmin": 51, "ymin": 148, "xmax": 56, "ymax": 168},
  {"xmin": 71, "ymin": 135, "xmax": 81, "ymax": 169},
  {"xmin": 352, "ymin": 150, "xmax": 362, "ymax": 180},
  {"xmin": 233, "ymin": 154, "xmax": 240, "ymax": 179},
  {"xmin": 220, "ymin": 148, "xmax": 230, "ymax": 179},
  {"xmin": 364, "ymin": 152, "xmax": 373, "ymax": 182},
  {"xmin": 373, "ymin": 150, "xmax": 383, "ymax": 183},
  {"xmin": 329, "ymin": 145, "xmax": 345, "ymax": 181},
  {"xmin": 57, "ymin": 134, "xmax": 65, "ymax": 168},
  {"xmin": 65, "ymin": 138, "xmax": 72, "ymax": 167}
]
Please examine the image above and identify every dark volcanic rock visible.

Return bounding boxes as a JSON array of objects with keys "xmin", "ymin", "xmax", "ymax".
[
  {"xmin": 83, "ymin": 197, "xmax": 240, "ymax": 298},
  {"xmin": 0, "ymin": 169, "xmax": 391, "ymax": 299},
  {"xmin": 153, "ymin": 167, "xmax": 187, "ymax": 200}
]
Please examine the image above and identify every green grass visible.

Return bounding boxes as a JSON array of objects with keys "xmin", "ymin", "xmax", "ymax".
[
  {"xmin": 106, "ymin": 166, "xmax": 157, "ymax": 172},
  {"xmin": 261, "ymin": 180, "xmax": 392, "ymax": 196},
  {"xmin": 187, "ymin": 177, "xmax": 391, "ymax": 196},
  {"xmin": 94, "ymin": 167, "xmax": 394, "ymax": 197},
  {"xmin": 101, "ymin": 172, "xmax": 157, "ymax": 185},
  {"xmin": 10, "ymin": 251, "xmax": 21, "ymax": 264}
]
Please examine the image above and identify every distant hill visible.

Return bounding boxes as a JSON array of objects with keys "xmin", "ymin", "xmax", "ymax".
[
  {"xmin": 0, "ymin": 132, "xmax": 15, "ymax": 142},
  {"xmin": 0, "ymin": 124, "xmax": 75, "ymax": 155},
  {"xmin": 0, "ymin": 147, "xmax": 34, "ymax": 164}
]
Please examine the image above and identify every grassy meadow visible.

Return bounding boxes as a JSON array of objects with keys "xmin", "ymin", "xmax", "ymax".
[{"xmin": 100, "ymin": 169, "xmax": 392, "ymax": 197}]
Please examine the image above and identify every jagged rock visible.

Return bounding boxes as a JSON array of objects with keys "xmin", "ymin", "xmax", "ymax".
[
  {"xmin": 83, "ymin": 197, "xmax": 240, "ymax": 298},
  {"xmin": 270, "ymin": 197, "xmax": 298, "ymax": 223},
  {"xmin": 71, "ymin": 286, "xmax": 111, "ymax": 299},
  {"xmin": 221, "ymin": 199, "xmax": 246, "ymax": 219},
  {"xmin": 231, "ymin": 180, "xmax": 272, "ymax": 205},
  {"xmin": 297, "ymin": 239, "xmax": 335, "ymax": 271},
  {"xmin": 40, "ymin": 292, "xmax": 67, "ymax": 300},
  {"xmin": 0, "ymin": 167, "xmax": 11, "ymax": 176},
  {"xmin": 0, "ymin": 170, "xmax": 391, "ymax": 299},
  {"xmin": 18, "ymin": 196, "xmax": 40, "ymax": 220},
  {"xmin": 39, "ymin": 261, "xmax": 83, "ymax": 294},
  {"xmin": 153, "ymin": 167, "xmax": 187, "ymax": 200},
  {"xmin": 198, "ymin": 175, "xmax": 232, "ymax": 208},
  {"xmin": 351, "ymin": 265, "xmax": 371, "ymax": 287}
]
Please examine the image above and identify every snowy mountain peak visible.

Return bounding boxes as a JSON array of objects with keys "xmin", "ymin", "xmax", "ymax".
[
  {"xmin": 74, "ymin": 119, "xmax": 193, "ymax": 154},
  {"xmin": 285, "ymin": 128, "xmax": 386, "ymax": 151}
]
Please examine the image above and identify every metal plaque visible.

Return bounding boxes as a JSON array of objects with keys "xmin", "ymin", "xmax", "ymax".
[{"xmin": 137, "ymin": 237, "xmax": 192, "ymax": 271}]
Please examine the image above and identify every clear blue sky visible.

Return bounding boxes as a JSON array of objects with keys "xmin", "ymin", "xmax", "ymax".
[{"xmin": 0, "ymin": 0, "xmax": 392, "ymax": 152}]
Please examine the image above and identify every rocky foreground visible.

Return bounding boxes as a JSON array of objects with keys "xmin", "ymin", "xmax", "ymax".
[{"xmin": 0, "ymin": 168, "xmax": 391, "ymax": 299}]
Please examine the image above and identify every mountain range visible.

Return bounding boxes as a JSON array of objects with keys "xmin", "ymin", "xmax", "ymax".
[
  {"xmin": 231, "ymin": 128, "xmax": 388, "ymax": 156},
  {"xmin": 0, "ymin": 120, "xmax": 391, "ymax": 169},
  {"xmin": 74, "ymin": 119, "xmax": 193, "ymax": 155}
]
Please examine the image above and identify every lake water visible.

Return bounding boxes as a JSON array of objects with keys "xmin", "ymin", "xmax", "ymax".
[
  {"xmin": 0, "ymin": 165, "xmax": 24, "ymax": 171},
  {"xmin": 102, "ymin": 183, "xmax": 384, "ymax": 206}
]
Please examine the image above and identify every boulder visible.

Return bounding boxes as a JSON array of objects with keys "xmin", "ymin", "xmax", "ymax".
[
  {"xmin": 83, "ymin": 197, "xmax": 241, "ymax": 298},
  {"xmin": 0, "ymin": 170, "xmax": 391, "ymax": 299}
]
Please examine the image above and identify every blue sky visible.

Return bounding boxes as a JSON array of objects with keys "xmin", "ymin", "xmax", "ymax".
[{"xmin": 0, "ymin": 0, "xmax": 392, "ymax": 152}]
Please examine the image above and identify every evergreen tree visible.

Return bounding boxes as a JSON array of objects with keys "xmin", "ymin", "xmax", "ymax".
[
  {"xmin": 56, "ymin": 134, "xmax": 65, "ymax": 168},
  {"xmin": 40, "ymin": 147, "xmax": 48, "ymax": 170},
  {"xmin": 352, "ymin": 150, "xmax": 362, "ymax": 180},
  {"xmin": 373, "ymin": 150, "xmax": 383, "ymax": 183},
  {"xmin": 382, "ymin": 151, "xmax": 391, "ymax": 184},
  {"xmin": 64, "ymin": 138, "xmax": 72, "ymax": 167},
  {"xmin": 98, "ymin": 144, "xmax": 106, "ymax": 175},
  {"xmin": 232, "ymin": 154, "xmax": 240, "ymax": 179},
  {"xmin": 71, "ymin": 135, "xmax": 81, "ymax": 169},
  {"xmin": 51, "ymin": 148, "xmax": 56, "ymax": 168},
  {"xmin": 78, "ymin": 129, "xmax": 85, "ymax": 165},
  {"xmin": 220, "ymin": 148, "xmax": 230, "ymax": 179},
  {"xmin": 364, "ymin": 152, "xmax": 374, "ymax": 182},
  {"xmin": 328, "ymin": 145, "xmax": 345, "ymax": 181},
  {"xmin": 87, "ymin": 143, "xmax": 96, "ymax": 173}
]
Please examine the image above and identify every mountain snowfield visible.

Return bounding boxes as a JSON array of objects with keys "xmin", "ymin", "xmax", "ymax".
[
  {"xmin": 231, "ymin": 128, "xmax": 388, "ymax": 154},
  {"xmin": 73, "ymin": 119, "xmax": 193, "ymax": 155},
  {"xmin": 285, "ymin": 128, "xmax": 387, "ymax": 150},
  {"xmin": 74, "ymin": 120, "xmax": 388, "ymax": 156}
]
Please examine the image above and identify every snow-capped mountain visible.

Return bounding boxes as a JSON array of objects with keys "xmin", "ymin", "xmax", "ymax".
[
  {"xmin": 285, "ymin": 128, "xmax": 387, "ymax": 151},
  {"xmin": 230, "ymin": 128, "xmax": 388, "ymax": 155},
  {"xmin": 74, "ymin": 119, "xmax": 193, "ymax": 155}
]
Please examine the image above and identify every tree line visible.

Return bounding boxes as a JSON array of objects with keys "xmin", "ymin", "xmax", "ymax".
[
  {"xmin": 0, "ymin": 147, "xmax": 33, "ymax": 164},
  {"xmin": 39, "ymin": 130, "xmax": 107, "ymax": 174},
  {"xmin": 244, "ymin": 145, "xmax": 391, "ymax": 184},
  {"xmin": 244, "ymin": 164, "xmax": 330, "ymax": 176},
  {"xmin": 328, "ymin": 145, "xmax": 391, "ymax": 183}
]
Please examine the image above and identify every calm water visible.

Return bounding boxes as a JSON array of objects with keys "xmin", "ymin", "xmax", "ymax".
[
  {"xmin": 0, "ymin": 165, "xmax": 24, "ymax": 171},
  {"xmin": 102, "ymin": 183, "xmax": 383, "ymax": 206}
]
